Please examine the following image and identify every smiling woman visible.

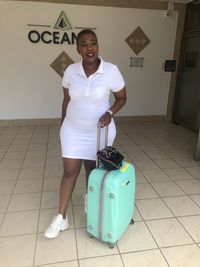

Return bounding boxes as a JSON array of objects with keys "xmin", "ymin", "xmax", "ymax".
[
  {"xmin": 44, "ymin": 29, "xmax": 127, "ymax": 239},
  {"xmin": 28, "ymin": 30, "xmax": 77, "ymax": 44}
]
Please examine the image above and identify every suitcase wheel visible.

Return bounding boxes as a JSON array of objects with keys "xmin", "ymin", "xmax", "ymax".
[
  {"xmin": 130, "ymin": 219, "xmax": 134, "ymax": 225},
  {"xmin": 108, "ymin": 242, "xmax": 116, "ymax": 249},
  {"xmin": 87, "ymin": 233, "xmax": 93, "ymax": 238}
]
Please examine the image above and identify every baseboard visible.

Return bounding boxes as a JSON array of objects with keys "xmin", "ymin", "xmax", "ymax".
[{"xmin": 0, "ymin": 116, "xmax": 170, "ymax": 127}]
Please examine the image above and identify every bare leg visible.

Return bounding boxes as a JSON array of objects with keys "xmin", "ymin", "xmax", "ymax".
[
  {"xmin": 59, "ymin": 158, "xmax": 82, "ymax": 218},
  {"xmin": 83, "ymin": 160, "xmax": 96, "ymax": 192}
]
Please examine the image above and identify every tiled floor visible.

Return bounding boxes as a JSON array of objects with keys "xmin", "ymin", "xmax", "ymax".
[{"xmin": 0, "ymin": 121, "xmax": 200, "ymax": 267}]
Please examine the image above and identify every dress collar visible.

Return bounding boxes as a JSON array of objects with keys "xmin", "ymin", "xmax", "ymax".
[{"xmin": 78, "ymin": 57, "xmax": 104, "ymax": 77}]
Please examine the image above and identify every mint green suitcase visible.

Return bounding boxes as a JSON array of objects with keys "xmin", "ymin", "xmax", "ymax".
[
  {"xmin": 87, "ymin": 125, "xmax": 135, "ymax": 248},
  {"xmin": 87, "ymin": 161, "xmax": 135, "ymax": 248}
]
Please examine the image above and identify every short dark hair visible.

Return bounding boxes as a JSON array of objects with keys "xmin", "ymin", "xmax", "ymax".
[{"xmin": 76, "ymin": 29, "xmax": 97, "ymax": 46}]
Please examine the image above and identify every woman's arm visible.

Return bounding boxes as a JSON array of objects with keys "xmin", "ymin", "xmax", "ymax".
[
  {"xmin": 100, "ymin": 87, "xmax": 127, "ymax": 126},
  {"xmin": 61, "ymin": 88, "xmax": 70, "ymax": 126}
]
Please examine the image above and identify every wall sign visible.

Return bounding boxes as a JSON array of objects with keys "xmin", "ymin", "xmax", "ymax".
[
  {"xmin": 27, "ymin": 11, "xmax": 95, "ymax": 45},
  {"xmin": 164, "ymin": 60, "xmax": 176, "ymax": 72}
]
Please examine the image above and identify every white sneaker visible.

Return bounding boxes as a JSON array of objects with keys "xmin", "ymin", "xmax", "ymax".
[
  {"xmin": 44, "ymin": 214, "xmax": 69, "ymax": 239},
  {"xmin": 84, "ymin": 194, "xmax": 87, "ymax": 213}
]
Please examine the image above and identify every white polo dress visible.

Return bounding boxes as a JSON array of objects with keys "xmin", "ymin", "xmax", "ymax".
[{"xmin": 60, "ymin": 57, "xmax": 125, "ymax": 160}]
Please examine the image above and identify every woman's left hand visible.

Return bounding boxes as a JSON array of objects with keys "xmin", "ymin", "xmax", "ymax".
[{"xmin": 99, "ymin": 112, "xmax": 112, "ymax": 127}]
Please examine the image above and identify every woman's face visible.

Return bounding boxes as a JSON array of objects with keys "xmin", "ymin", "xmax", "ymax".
[{"xmin": 77, "ymin": 33, "xmax": 99, "ymax": 64}]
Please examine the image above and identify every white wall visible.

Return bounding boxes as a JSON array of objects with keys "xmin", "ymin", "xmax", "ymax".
[{"xmin": 0, "ymin": 0, "xmax": 178, "ymax": 119}]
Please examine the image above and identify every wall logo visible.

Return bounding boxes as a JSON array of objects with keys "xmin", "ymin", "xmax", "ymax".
[
  {"xmin": 28, "ymin": 11, "xmax": 76, "ymax": 45},
  {"xmin": 54, "ymin": 11, "xmax": 72, "ymax": 30}
]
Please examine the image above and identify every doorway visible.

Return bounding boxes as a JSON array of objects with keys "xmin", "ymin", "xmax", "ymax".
[{"xmin": 172, "ymin": 0, "xmax": 200, "ymax": 132}]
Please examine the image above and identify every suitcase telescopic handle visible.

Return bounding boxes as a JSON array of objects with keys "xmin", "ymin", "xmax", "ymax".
[{"xmin": 96, "ymin": 121, "xmax": 109, "ymax": 167}]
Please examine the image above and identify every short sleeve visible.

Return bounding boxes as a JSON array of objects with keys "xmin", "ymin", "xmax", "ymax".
[
  {"xmin": 109, "ymin": 65, "xmax": 125, "ymax": 92},
  {"xmin": 62, "ymin": 65, "xmax": 71, "ymax": 89}
]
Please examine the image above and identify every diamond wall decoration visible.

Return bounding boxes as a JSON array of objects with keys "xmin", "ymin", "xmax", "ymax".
[
  {"xmin": 125, "ymin": 26, "xmax": 151, "ymax": 55},
  {"xmin": 50, "ymin": 51, "xmax": 74, "ymax": 77}
]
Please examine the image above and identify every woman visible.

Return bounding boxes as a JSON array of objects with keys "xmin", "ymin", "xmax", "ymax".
[{"xmin": 44, "ymin": 29, "xmax": 126, "ymax": 238}]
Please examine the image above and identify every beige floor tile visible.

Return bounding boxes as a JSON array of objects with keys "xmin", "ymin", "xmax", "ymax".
[
  {"xmin": 43, "ymin": 176, "xmax": 61, "ymax": 192},
  {"xmin": 0, "ymin": 169, "xmax": 19, "ymax": 181},
  {"xmin": 0, "ymin": 210, "xmax": 39, "ymax": 236},
  {"xmin": 8, "ymin": 192, "xmax": 41, "ymax": 212},
  {"xmin": 118, "ymin": 222, "xmax": 157, "ymax": 253},
  {"xmin": 154, "ymin": 159, "xmax": 181, "ymax": 169},
  {"xmin": 80, "ymin": 255, "xmax": 124, "ymax": 267},
  {"xmin": 22, "ymin": 158, "xmax": 45, "ymax": 168},
  {"xmin": 41, "ymin": 191, "xmax": 59, "ymax": 209},
  {"xmin": 4, "ymin": 151, "xmax": 26, "ymax": 160},
  {"xmin": 28, "ymin": 143, "xmax": 47, "ymax": 151},
  {"xmin": 151, "ymin": 181, "xmax": 185, "ymax": 197},
  {"xmin": 178, "ymin": 215, "xmax": 200, "ymax": 242},
  {"xmin": 145, "ymin": 150, "xmax": 169, "ymax": 160},
  {"xmin": 0, "ymin": 158, "xmax": 24, "ymax": 169},
  {"xmin": 135, "ymin": 169, "xmax": 148, "ymax": 183},
  {"xmin": 133, "ymin": 206, "xmax": 143, "ymax": 222},
  {"xmin": 164, "ymin": 168, "xmax": 195, "ymax": 181},
  {"xmin": 44, "ymin": 165, "xmax": 63, "ymax": 178},
  {"xmin": 76, "ymin": 228, "xmax": 119, "ymax": 258},
  {"xmin": 146, "ymin": 218, "xmax": 193, "ymax": 247},
  {"xmin": 141, "ymin": 169, "xmax": 171, "ymax": 182},
  {"xmin": 126, "ymin": 150, "xmax": 149, "ymax": 160},
  {"xmin": 175, "ymin": 179, "xmax": 200, "ymax": 194},
  {"xmin": 185, "ymin": 167, "xmax": 200, "ymax": 178},
  {"xmin": 0, "ymin": 213, "xmax": 4, "ymax": 226},
  {"xmin": 135, "ymin": 183, "xmax": 158, "ymax": 200},
  {"xmin": 0, "ymin": 180, "xmax": 16, "ymax": 195},
  {"xmin": 38, "ymin": 207, "xmax": 74, "ymax": 232},
  {"xmin": 18, "ymin": 167, "xmax": 44, "ymax": 180},
  {"xmin": 163, "ymin": 196, "xmax": 200, "ymax": 216},
  {"xmin": 73, "ymin": 206, "xmax": 86, "ymax": 228},
  {"xmin": 74, "ymin": 174, "xmax": 86, "ymax": 189},
  {"xmin": 122, "ymin": 249, "xmax": 168, "ymax": 267},
  {"xmin": 72, "ymin": 188, "xmax": 86, "ymax": 206},
  {"xmin": 25, "ymin": 150, "xmax": 46, "ymax": 159},
  {"xmin": 8, "ymin": 144, "xmax": 29, "ymax": 152},
  {"xmin": 190, "ymin": 194, "xmax": 200, "ymax": 206},
  {"xmin": 0, "ymin": 145, "xmax": 9, "ymax": 152},
  {"xmin": 34, "ymin": 261, "xmax": 79, "ymax": 267},
  {"xmin": 34, "ymin": 231, "xmax": 77, "ymax": 265},
  {"xmin": 0, "ymin": 234, "xmax": 36, "ymax": 267},
  {"xmin": 162, "ymin": 244, "xmax": 200, "ymax": 267},
  {"xmin": 45, "ymin": 157, "xmax": 63, "ymax": 167},
  {"xmin": 14, "ymin": 179, "xmax": 43, "ymax": 193},
  {"xmin": 174, "ymin": 158, "xmax": 200, "ymax": 168},
  {"xmin": 136, "ymin": 198, "xmax": 173, "ymax": 220},
  {"xmin": 0, "ymin": 195, "xmax": 10, "ymax": 213},
  {"xmin": 134, "ymin": 159, "xmax": 160, "ymax": 171},
  {"xmin": 138, "ymin": 144, "xmax": 161, "ymax": 152}
]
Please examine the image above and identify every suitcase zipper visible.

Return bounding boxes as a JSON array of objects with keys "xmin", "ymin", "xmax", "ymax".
[{"xmin": 98, "ymin": 170, "xmax": 109, "ymax": 240}]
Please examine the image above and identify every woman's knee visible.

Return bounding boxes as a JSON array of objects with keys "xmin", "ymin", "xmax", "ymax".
[{"xmin": 62, "ymin": 158, "xmax": 82, "ymax": 179}]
